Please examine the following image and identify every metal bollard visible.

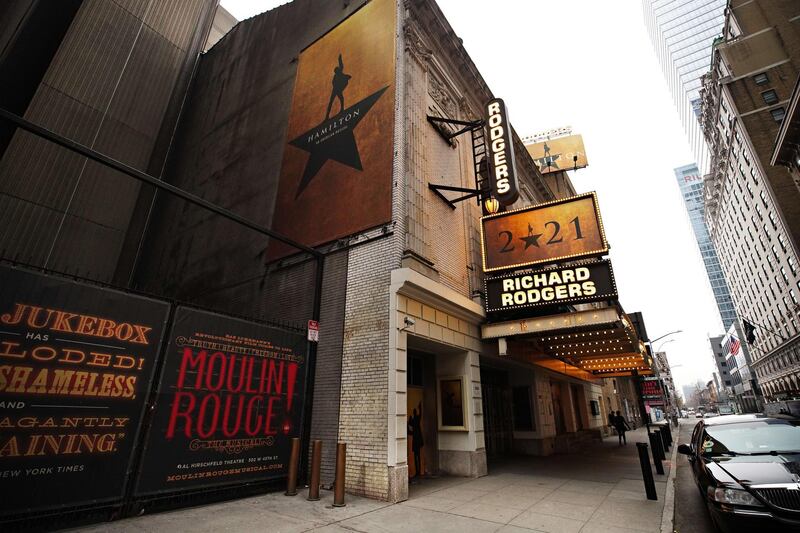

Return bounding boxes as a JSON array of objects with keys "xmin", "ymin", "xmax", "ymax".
[
  {"xmin": 659, "ymin": 426, "xmax": 670, "ymax": 453},
  {"xmin": 637, "ymin": 442, "xmax": 658, "ymax": 501},
  {"xmin": 285, "ymin": 437, "xmax": 300, "ymax": 496},
  {"xmin": 307, "ymin": 440, "xmax": 322, "ymax": 501},
  {"xmin": 649, "ymin": 430, "xmax": 665, "ymax": 475},
  {"xmin": 664, "ymin": 424, "xmax": 673, "ymax": 447},
  {"xmin": 333, "ymin": 442, "xmax": 346, "ymax": 507}
]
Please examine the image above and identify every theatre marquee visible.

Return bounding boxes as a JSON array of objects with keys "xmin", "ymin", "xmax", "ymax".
[
  {"xmin": 480, "ymin": 192, "xmax": 609, "ymax": 273},
  {"xmin": 485, "ymin": 259, "xmax": 617, "ymax": 313}
]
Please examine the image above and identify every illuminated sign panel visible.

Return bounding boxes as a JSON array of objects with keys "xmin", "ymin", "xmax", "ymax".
[
  {"xmin": 485, "ymin": 260, "xmax": 617, "ymax": 313},
  {"xmin": 484, "ymin": 98, "xmax": 519, "ymax": 206},
  {"xmin": 641, "ymin": 377, "xmax": 664, "ymax": 399},
  {"xmin": 480, "ymin": 192, "xmax": 609, "ymax": 272},
  {"xmin": 525, "ymin": 134, "xmax": 588, "ymax": 174}
]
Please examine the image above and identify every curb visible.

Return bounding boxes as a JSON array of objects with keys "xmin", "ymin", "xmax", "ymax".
[{"xmin": 660, "ymin": 424, "xmax": 680, "ymax": 533}]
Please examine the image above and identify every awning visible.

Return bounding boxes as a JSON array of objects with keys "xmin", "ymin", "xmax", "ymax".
[{"xmin": 481, "ymin": 306, "xmax": 653, "ymax": 377}]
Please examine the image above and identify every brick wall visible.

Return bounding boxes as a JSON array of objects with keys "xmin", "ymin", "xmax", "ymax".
[
  {"xmin": 308, "ymin": 249, "xmax": 348, "ymax": 485},
  {"xmin": 338, "ymin": 238, "xmax": 394, "ymax": 499}
]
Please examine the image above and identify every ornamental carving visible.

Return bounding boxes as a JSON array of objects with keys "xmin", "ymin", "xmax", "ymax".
[
  {"xmin": 428, "ymin": 74, "xmax": 457, "ymax": 118},
  {"xmin": 403, "ymin": 22, "xmax": 432, "ymax": 65}
]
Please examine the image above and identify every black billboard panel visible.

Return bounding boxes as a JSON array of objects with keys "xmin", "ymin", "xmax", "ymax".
[
  {"xmin": 485, "ymin": 259, "xmax": 617, "ymax": 314},
  {"xmin": 0, "ymin": 266, "xmax": 169, "ymax": 515},
  {"xmin": 135, "ymin": 307, "xmax": 307, "ymax": 495}
]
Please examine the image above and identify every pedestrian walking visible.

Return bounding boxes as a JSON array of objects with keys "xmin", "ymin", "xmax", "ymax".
[{"xmin": 613, "ymin": 410, "xmax": 631, "ymax": 445}]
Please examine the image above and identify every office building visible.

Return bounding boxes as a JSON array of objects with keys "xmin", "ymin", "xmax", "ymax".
[
  {"xmin": 642, "ymin": 0, "xmax": 727, "ymax": 174},
  {"xmin": 708, "ymin": 334, "xmax": 732, "ymax": 395},
  {"xmin": 674, "ymin": 163, "xmax": 737, "ymax": 329},
  {"xmin": 721, "ymin": 323, "xmax": 759, "ymax": 412},
  {"xmin": 700, "ymin": 0, "xmax": 800, "ymax": 401}
]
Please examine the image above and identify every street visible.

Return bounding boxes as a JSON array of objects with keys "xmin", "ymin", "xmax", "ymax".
[{"xmin": 672, "ymin": 419, "xmax": 715, "ymax": 533}]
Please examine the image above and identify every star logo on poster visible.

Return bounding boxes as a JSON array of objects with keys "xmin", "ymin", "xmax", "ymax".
[{"xmin": 289, "ymin": 53, "xmax": 388, "ymax": 197}]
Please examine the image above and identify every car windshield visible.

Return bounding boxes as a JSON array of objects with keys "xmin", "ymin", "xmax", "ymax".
[{"xmin": 701, "ymin": 420, "xmax": 800, "ymax": 455}]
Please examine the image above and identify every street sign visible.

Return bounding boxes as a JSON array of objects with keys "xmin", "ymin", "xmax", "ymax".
[
  {"xmin": 308, "ymin": 319, "xmax": 319, "ymax": 342},
  {"xmin": 480, "ymin": 192, "xmax": 609, "ymax": 272}
]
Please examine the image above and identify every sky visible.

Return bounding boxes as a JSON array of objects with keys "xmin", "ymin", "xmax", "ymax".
[{"xmin": 220, "ymin": 0, "xmax": 722, "ymax": 392}]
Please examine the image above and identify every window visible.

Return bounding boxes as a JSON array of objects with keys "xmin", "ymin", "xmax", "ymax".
[
  {"xmin": 762, "ymin": 90, "xmax": 779, "ymax": 105},
  {"xmin": 769, "ymin": 212, "xmax": 778, "ymax": 229},
  {"xmin": 771, "ymin": 107, "xmax": 786, "ymax": 123},
  {"xmin": 754, "ymin": 72, "xmax": 769, "ymax": 85},
  {"xmin": 408, "ymin": 355, "xmax": 424, "ymax": 387}
]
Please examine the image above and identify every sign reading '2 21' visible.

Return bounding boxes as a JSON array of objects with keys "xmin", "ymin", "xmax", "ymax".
[{"xmin": 480, "ymin": 192, "xmax": 609, "ymax": 272}]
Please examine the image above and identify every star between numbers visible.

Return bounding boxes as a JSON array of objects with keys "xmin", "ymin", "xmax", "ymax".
[{"xmin": 519, "ymin": 223, "xmax": 543, "ymax": 249}]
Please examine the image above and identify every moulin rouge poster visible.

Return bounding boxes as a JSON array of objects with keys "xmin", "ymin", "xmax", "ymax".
[
  {"xmin": 0, "ymin": 266, "xmax": 169, "ymax": 515},
  {"xmin": 135, "ymin": 307, "xmax": 307, "ymax": 495}
]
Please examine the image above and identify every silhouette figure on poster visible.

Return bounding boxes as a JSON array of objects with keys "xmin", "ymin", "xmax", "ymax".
[
  {"xmin": 408, "ymin": 402, "xmax": 424, "ymax": 480},
  {"xmin": 325, "ymin": 54, "xmax": 352, "ymax": 120}
]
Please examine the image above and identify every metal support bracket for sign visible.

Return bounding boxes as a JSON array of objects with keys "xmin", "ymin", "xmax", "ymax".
[
  {"xmin": 426, "ymin": 115, "xmax": 489, "ymax": 210},
  {"xmin": 428, "ymin": 183, "xmax": 483, "ymax": 210},
  {"xmin": 426, "ymin": 115, "xmax": 483, "ymax": 142}
]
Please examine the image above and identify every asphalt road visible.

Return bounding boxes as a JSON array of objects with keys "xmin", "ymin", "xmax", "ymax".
[{"xmin": 673, "ymin": 419, "xmax": 716, "ymax": 533}]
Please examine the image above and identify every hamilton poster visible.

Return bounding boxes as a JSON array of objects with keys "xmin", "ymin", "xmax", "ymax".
[
  {"xmin": 135, "ymin": 307, "xmax": 307, "ymax": 495},
  {"xmin": 0, "ymin": 266, "xmax": 169, "ymax": 515},
  {"xmin": 269, "ymin": 0, "xmax": 396, "ymax": 259}
]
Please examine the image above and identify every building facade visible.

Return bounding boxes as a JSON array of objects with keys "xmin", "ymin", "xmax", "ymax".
[
  {"xmin": 674, "ymin": 163, "xmax": 737, "ymax": 329},
  {"xmin": 700, "ymin": 0, "xmax": 800, "ymax": 402},
  {"xmin": 642, "ymin": 0, "xmax": 727, "ymax": 174},
  {"xmin": 0, "ymin": 0, "xmax": 653, "ymax": 512},
  {"xmin": 0, "ymin": 0, "xmax": 219, "ymax": 283},
  {"xmin": 708, "ymin": 334, "xmax": 732, "ymax": 394},
  {"xmin": 721, "ymin": 322, "xmax": 760, "ymax": 411}
]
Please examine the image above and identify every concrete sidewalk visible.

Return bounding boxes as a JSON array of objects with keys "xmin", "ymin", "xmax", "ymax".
[{"xmin": 74, "ymin": 426, "xmax": 673, "ymax": 533}]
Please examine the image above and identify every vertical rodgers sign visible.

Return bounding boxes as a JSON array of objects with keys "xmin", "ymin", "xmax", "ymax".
[
  {"xmin": 0, "ymin": 266, "xmax": 169, "ymax": 515},
  {"xmin": 135, "ymin": 307, "xmax": 307, "ymax": 495},
  {"xmin": 485, "ymin": 98, "xmax": 519, "ymax": 206}
]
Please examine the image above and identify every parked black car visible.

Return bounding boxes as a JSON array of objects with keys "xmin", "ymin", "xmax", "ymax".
[{"xmin": 678, "ymin": 414, "xmax": 800, "ymax": 532}]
